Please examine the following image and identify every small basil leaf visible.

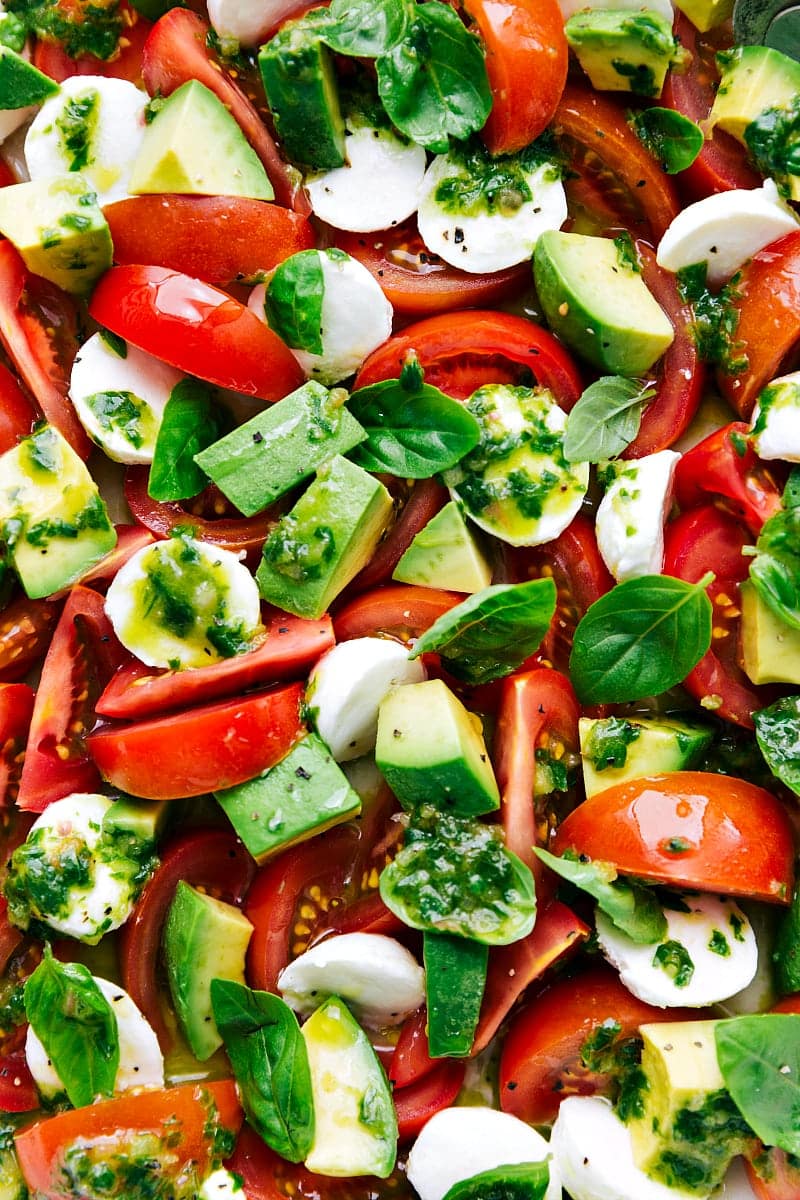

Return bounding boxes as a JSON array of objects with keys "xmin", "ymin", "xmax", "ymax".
[
  {"xmin": 562, "ymin": 376, "xmax": 655, "ymax": 464},
  {"xmin": 443, "ymin": 1162, "xmax": 550, "ymax": 1200},
  {"xmin": 24, "ymin": 946, "xmax": 119, "ymax": 1108},
  {"xmin": 323, "ymin": 0, "xmax": 412, "ymax": 56},
  {"xmin": 211, "ymin": 978, "xmax": 314, "ymax": 1163},
  {"xmin": 716, "ymin": 1014, "xmax": 800, "ymax": 1155},
  {"xmin": 98, "ymin": 328, "xmax": 127, "ymax": 358},
  {"xmin": 630, "ymin": 108, "xmax": 704, "ymax": 174},
  {"xmin": 774, "ymin": 884, "xmax": 800, "ymax": 995},
  {"xmin": 535, "ymin": 848, "xmax": 667, "ymax": 944},
  {"xmin": 409, "ymin": 578, "xmax": 557, "ymax": 685},
  {"xmin": 569, "ymin": 574, "xmax": 714, "ymax": 704},
  {"xmin": 376, "ymin": 2, "xmax": 492, "ymax": 153},
  {"xmin": 750, "ymin": 507, "xmax": 800, "ymax": 631},
  {"xmin": 148, "ymin": 379, "xmax": 223, "ymax": 502},
  {"xmin": 784, "ymin": 466, "xmax": 800, "ymax": 510},
  {"xmin": 265, "ymin": 249, "xmax": 325, "ymax": 356},
  {"xmin": 754, "ymin": 696, "xmax": 800, "ymax": 797},
  {"xmin": 348, "ymin": 379, "xmax": 480, "ymax": 478}
]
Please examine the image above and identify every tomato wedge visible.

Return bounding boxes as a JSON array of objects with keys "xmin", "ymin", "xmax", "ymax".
[
  {"xmin": 389, "ymin": 1007, "xmax": 435, "ymax": 1089},
  {"xmin": 0, "ymin": 682, "xmax": 34, "ymax": 808},
  {"xmin": 394, "ymin": 1061, "xmax": 467, "ymax": 1141},
  {"xmin": 0, "ymin": 1049, "xmax": 38, "ymax": 1113},
  {"xmin": 333, "ymin": 584, "xmax": 463, "ymax": 643},
  {"xmin": 0, "ymin": 362, "xmax": 37, "ymax": 455},
  {"xmin": 0, "ymin": 595, "xmax": 60, "ymax": 684},
  {"xmin": 673, "ymin": 422, "xmax": 784, "ymax": 535},
  {"xmin": 343, "ymin": 479, "xmax": 449, "ymax": 598}
]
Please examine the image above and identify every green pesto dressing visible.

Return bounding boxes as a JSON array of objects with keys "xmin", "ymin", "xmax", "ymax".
[
  {"xmin": 56, "ymin": 89, "xmax": 100, "ymax": 173},
  {"xmin": 434, "ymin": 136, "xmax": 559, "ymax": 219},
  {"xmin": 84, "ymin": 390, "xmax": 156, "ymax": 451},
  {"xmin": 585, "ymin": 717, "xmax": 642, "ymax": 772}
]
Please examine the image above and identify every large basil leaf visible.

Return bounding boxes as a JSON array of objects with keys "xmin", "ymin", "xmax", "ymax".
[
  {"xmin": 716, "ymin": 1015, "xmax": 800, "ymax": 1155},
  {"xmin": 265, "ymin": 249, "xmax": 325, "ymax": 355},
  {"xmin": 754, "ymin": 696, "xmax": 800, "ymax": 797},
  {"xmin": 323, "ymin": 0, "xmax": 412, "ymax": 56},
  {"xmin": 24, "ymin": 946, "xmax": 119, "ymax": 1108},
  {"xmin": 750, "ymin": 507, "xmax": 800, "ymax": 631},
  {"xmin": 376, "ymin": 2, "xmax": 492, "ymax": 153},
  {"xmin": 409, "ymin": 578, "xmax": 557, "ymax": 685},
  {"xmin": 535, "ymin": 848, "xmax": 667, "ymax": 944},
  {"xmin": 569, "ymin": 574, "xmax": 714, "ymax": 704},
  {"xmin": 210, "ymin": 979, "xmax": 314, "ymax": 1163},
  {"xmin": 443, "ymin": 1162, "xmax": 550, "ymax": 1200},
  {"xmin": 563, "ymin": 376, "xmax": 655, "ymax": 464},
  {"xmin": 630, "ymin": 108, "xmax": 704, "ymax": 174},
  {"xmin": 148, "ymin": 379, "xmax": 223, "ymax": 502}
]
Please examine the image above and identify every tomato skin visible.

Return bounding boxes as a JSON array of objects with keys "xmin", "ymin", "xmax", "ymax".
[
  {"xmin": 0, "ymin": 1048, "xmax": 38, "ymax": 1112},
  {"xmin": 88, "ymin": 682, "xmax": 304, "ymax": 800},
  {"xmin": 0, "ymin": 683, "xmax": 34, "ymax": 808},
  {"xmin": 0, "ymin": 362, "xmax": 37, "ymax": 454},
  {"xmin": 333, "ymin": 584, "xmax": 464, "ymax": 643},
  {"xmin": 0, "ymin": 596, "xmax": 61, "ymax": 684},
  {"xmin": 89, "ymin": 265, "xmax": 304, "ymax": 401},
  {"xmin": 673, "ymin": 422, "xmax": 784, "ymax": 535},
  {"xmin": 394, "ymin": 1060, "xmax": 467, "ymax": 1141},
  {"xmin": 746, "ymin": 1150, "xmax": 800, "ymax": 1200},
  {"xmin": 342, "ymin": 479, "xmax": 449, "ymax": 599},
  {"xmin": 553, "ymin": 772, "xmax": 795, "ymax": 903},
  {"xmin": 389, "ymin": 1007, "xmax": 436, "ymax": 1089}
]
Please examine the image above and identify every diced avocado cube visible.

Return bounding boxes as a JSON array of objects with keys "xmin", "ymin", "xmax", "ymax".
[
  {"xmin": 674, "ymin": 0, "xmax": 733, "ymax": 33},
  {"xmin": 129, "ymin": 79, "xmax": 273, "ymax": 201},
  {"xmin": 579, "ymin": 715, "xmax": 713, "ymax": 798},
  {"xmin": 256, "ymin": 455, "xmax": 392, "ymax": 620},
  {"xmin": 565, "ymin": 10, "xmax": 679, "ymax": 98},
  {"xmin": 423, "ymin": 931, "xmax": 488, "ymax": 1058},
  {"xmin": 194, "ymin": 382, "xmax": 366, "ymax": 517},
  {"xmin": 215, "ymin": 732, "xmax": 361, "ymax": 863},
  {"xmin": 0, "ymin": 176, "xmax": 111, "ymax": 297},
  {"xmin": 0, "ymin": 425, "xmax": 116, "ymax": 599},
  {"xmin": 534, "ymin": 231, "xmax": 674, "ymax": 376},
  {"xmin": 709, "ymin": 45, "xmax": 800, "ymax": 143},
  {"xmin": 392, "ymin": 501, "xmax": 493, "ymax": 593},
  {"xmin": 0, "ymin": 44, "xmax": 58, "ymax": 109},
  {"xmin": 163, "ymin": 881, "xmax": 253, "ymax": 1061},
  {"xmin": 101, "ymin": 797, "xmax": 167, "ymax": 847},
  {"xmin": 375, "ymin": 679, "xmax": 500, "ymax": 816},
  {"xmin": 741, "ymin": 579, "xmax": 800, "ymax": 686}
]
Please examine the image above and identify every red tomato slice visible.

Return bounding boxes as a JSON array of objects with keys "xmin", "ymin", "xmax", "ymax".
[
  {"xmin": 553, "ymin": 772, "xmax": 795, "ymax": 903},
  {"xmin": 342, "ymin": 479, "xmax": 449, "ymax": 599},
  {"xmin": 674, "ymin": 422, "xmax": 785, "ymax": 535},
  {"xmin": 105, "ymin": 195, "xmax": 315, "ymax": 285},
  {"xmin": 89, "ymin": 266, "xmax": 304, "ymax": 401},
  {"xmin": 333, "ymin": 584, "xmax": 463, "ymax": 643},
  {"xmin": 0, "ymin": 683, "xmax": 34, "ymax": 808},
  {"xmin": 389, "ymin": 1007, "xmax": 435, "ymax": 1090},
  {"xmin": 0, "ymin": 362, "xmax": 37, "ymax": 455},
  {"xmin": 0, "ymin": 1048, "xmax": 38, "ymax": 1113},
  {"xmin": 746, "ymin": 1150, "xmax": 800, "ymax": 1200},
  {"xmin": 394, "ymin": 1060, "xmax": 467, "ymax": 1141},
  {"xmin": 88, "ymin": 682, "xmax": 304, "ymax": 800},
  {"xmin": 0, "ymin": 595, "xmax": 60, "ymax": 684}
]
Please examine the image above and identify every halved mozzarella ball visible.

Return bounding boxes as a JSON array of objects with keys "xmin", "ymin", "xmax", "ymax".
[
  {"xmin": 596, "ymin": 893, "xmax": 758, "ymax": 1008},
  {"xmin": 711, "ymin": 1158, "xmax": 759, "ymax": 1200},
  {"xmin": 207, "ymin": 0, "xmax": 290, "ymax": 46},
  {"xmin": 105, "ymin": 536, "xmax": 261, "ymax": 669},
  {"xmin": 198, "ymin": 1169, "xmax": 244, "ymax": 1199},
  {"xmin": 595, "ymin": 449, "xmax": 680, "ymax": 582},
  {"xmin": 305, "ymin": 123, "xmax": 427, "ymax": 233},
  {"xmin": 26, "ymin": 976, "xmax": 164, "ymax": 1100},
  {"xmin": 551, "ymin": 1096, "xmax": 698, "ymax": 1200},
  {"xmin": 407, "ymin": 1106, "xmax": 561, "ymax": 1200},
  {"xmin": 69, "ymin": 332, "xmax": 184, "ymax": 464},
  {"xmin": 306, "ymin": 637, "xmax": 425, "ymax": 761},
  {"xmin": 558, "ymin": 0, "xmax": 673, "ymax": 18},
  {"xmin": 656, "ymin": 181, "xmax": 799, "ymax": 287},
  {"xmin": 25, "ymin": 75, "xmax": 147, "ymax": 205},
  {"xmin": 750, "ymin": 371, "xmax": 800, "ymax": 462},
  {"xmin": 278, "ymin": 933, "xmax": 425, "ymax": 1028}
]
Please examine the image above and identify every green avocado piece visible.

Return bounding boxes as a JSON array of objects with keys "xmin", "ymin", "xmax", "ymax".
[
  {"xmin": 740, "ymin": 579, "xmax": 800, "ymax": 686},
  {"xmin": 0, "ymin": 425, "xmax": 116, "ymax": 599},
  {"xmin": 129, "ymin": 79, "xmax": 273, "ymax": 200},
  {"xmin": 194, "ymin": 382, "xmax": 366, "ymax": 517},
  {"xmin": 0, "ymin": 45, "xmax": 58, "ymax": 109},
  {"xmin": 392, "ymin": 500, "xmax": 493, "ymax": 593},
  {"xmin": 565, "ymin": 9, "xmax": 679, "ymax": 97},
  {"xmin": 709, "ymin": 44, "xmax": 800, "ymax": 142},
  {"xmin": 675, "ymin": 0, "xmax": 734, "ymax": 33},
  {"xmin": 0, "ymin": 175, "xmax": 112, "ymax": 297},
  {"xmin": 215, "ymin": 732, "xmax": 361, "ymax": 863},
  {"xmin": 534, "ymin": 231, "xmax": 674, "ymax": 375},
  {"xmin": 375, "ymin": 678, "xmax": 500, "ymax": 816},
  {"xmin": 579, "ymin": 715, "xmax": 714, "ymax": 798},
  {"xmin": 423, "ymin": 931, "xmax": 488, "ymax": 1058},
  {"xmin": 256, "ymin": 455, "xmax": 392, "ymax": 620},
  {"xmin": 163, "ymin": 881, "xmax": 253, "ymax": 1061},
  {"xmin": 101, "ymin": 797, "xmax": 167, "ymax": 846}
]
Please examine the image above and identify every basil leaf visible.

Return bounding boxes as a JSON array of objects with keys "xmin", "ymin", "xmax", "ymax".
[
  {"xmin": 24, "ymin": 946, "xmax": 119, "ymax": 1108},
  {"xmin": 630, "ymin": 108, "xmax": 704, "ymax": 174},
  {"xmin": 323, "ymin": 0, "xmax": 412, "ymax": 56},
  {"xmin": 348, "ymin": 379, "xmax": 480, "ymax": 478},
  {"xmin": 265, "ymin": 249, "xmax": 325, "ymax": 355},
  {"xmin": 443, "ymin": 1162, "xmax": 550, "ymax": 1200},
  {"xmin": 754, "ymin": 696, "xmax": 800, "ymax": 797},
  {"xmin": 774, "ymin": 884, "xmax": 800, "ymax": 995},
  {"xmin": 535, "ymin": 848, "xmax": 667, "ymax": 944},
  {"xmin": 376, "ymin": 2, "xmax": 492, "ymax": 153},
  {"xmin": 716, "ymin": 1014, "xmax": 800, "ymax": 1155},
  {"xmin": 210, "ymin": 978, "xmax": 314, "ymax": 1163},
  {"xmin": 148, "ymin": 379, "xmax": 223, "ymax": 502},
  {"xmin": 784, "ymin": 466, "xmax": 800, "ymax": 510},
  {"xmin": 750, "ymin": 507, "xmax": 800, "ymax": 631},
  {"xmin": 98, "ymin": 328, "xmax": 127, "ymax": 358},
  {"xmin": 569, "ymin": 574, "xmax": 714, "ymax": 704},
  {"xmin": 409, "ymin": 578, "xmax": 557, "ymax": 685},
  {"xmin": 563, "ymin": 376, "xmax": 656, "ymax": 464}
]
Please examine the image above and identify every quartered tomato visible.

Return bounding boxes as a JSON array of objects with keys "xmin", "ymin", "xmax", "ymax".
[
  {"xmin": 343, "ymin": 479, "xmax": 449, "ymax": 598},
  {"xmin": 0, "ymin": 363, "xmax": 37, "ymax": 455},
  {"xmin": 674, "ymin": 422, "xmax": 785, "ymax": 534},
  {"xmin": 0, "ymin": 683, "xmax": 34, "ymax": 808},
  {"xmin": 0, "ymin": 1048, "xmax": 38, "ymax": 1113},
  {"xmin": 333, "ymin": 584, "xmax": 463, "ymax": 643},
  {"xmin": 0, "ymin": 595, "xmax": 60, "ymax": 684},
  {"xmin": 747, "ymin": 1150, "xmax": 800, "ymax": 1200},
  {"xmin": 394, "ymin": 1061, "xmax": 467, "ymax": 1141}
]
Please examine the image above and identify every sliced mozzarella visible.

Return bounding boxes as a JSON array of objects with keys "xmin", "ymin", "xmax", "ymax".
[
  {"xmin": 417, "ymin": 155, "xmax": 566, "ymax": 274},
  {"xmin": 595, "ymin": 449, "xmax": 680, "ymax": 582},
  {"xmin": 305, "ymin": 122, "xmax": 427, "ymax": 234},
  {"xmin": 558, "ymin": 0, "xmax": 673, "ymax": 19},
  {"xmin": 198, "ymin": 1168, "xmax": 244, "ymax": 1199},
  {"xmin": 596, "ymin": 893, "xmax": 758, "ymax": 1008},
  {"xmin": 750, "ymin": 370, "xmax": 800, "ymax": 462},
  {"xmin": 207, "ymin": 0, "xmax": 292, "ymax": 46},
  {"xmin": 26, "ymin": 976, "xmax": 164, "ymax": 1099},
  {"xmin": 69, "ymin": 332, "xmax": 184, "ymax": 464},
  {"xmin": 306, "ymin": 637, "xmax": 425, "ymax": 761},
  {"xmin": 25, "ymin": 75, "xmax": 147, "ymax": 205},
  {"xmin": 105, "ymin": 536, "xmax": 261, "ymax": 669},
  {"xmin": 711, "ymin": 1159, "xmax": 759, "ymax": 1200},
  {"xmin": 407, "ymin": 1106, "xmax": 561, "ymax": 1200},
  {"xmin": 656, "ymin": 181, "xmax": 800, "ymax": 287},
  {"xmin": 278, "ymin": 933, "xmax": 425, "ymax": 1027},
  {"xmin": 551, "ymin": 1096, "xmax": 700, "ymax": 1200}
]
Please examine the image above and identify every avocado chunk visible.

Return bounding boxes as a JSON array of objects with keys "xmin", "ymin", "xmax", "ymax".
[
  {"xmin": 259, "ymin": 16, "xmax": 346, "ymax": 171},
  {"xmin": 163, "ymin": 881, "xmax": 253, "ymax": 1061},
  {"xmin": 579, "ymin": 715, "xmax": 713, "ymax": 798},
  {"xmin": 375, "ymin": 678, "xmax": 500, "ymax": 816},
  {"xmin": 674, "ymin": 0, "xmax": 733, "ymax": 33},
  {"xmin": 709, "ymin": 45, "xmax": 800, "ymax": 142},
  {"xmin": 303, "ymin": 995, "xmax": 397, "ymax": 1178},
  {"xmin": 0, "ymin": 44, "xmax": 58, "ymax": 109},
  {"xmin": 565, "ymin": 10, "xmax": 679, "ymax": 98},
  {"xmin": 0, "ymin": 175, "xmax": 111, "ymax": 297},
  {"xmin": 629, "ymin": 1021, "xmax": 754, "ymax": 1196},
  {"xmin": 256, "ymin": 455, "xmax": 393, "ymax": 620},
  {"xmin": 101, "ymin": 797, "xmax": 167, "ymax": 847},
  {"xmin": 740, "ymin": 579, "xmax": 800, "ymax": 685},
  {"xmin": 194, "ymin": 382, "xmax": 366, "ymax": 517},
  {"xmin": 215, "ymin": 732, "xmax": 361, "ymax": 863},
  {"xmin": 129, "ymin": 79, "xmax": 273, "ymax": 201},
  {"xmin": 423, "ymin": 931, "xmax": 488, "ymax": 1058},
  {"xmin": 0, "ymin": 425, "xmax": 116, "ymax": 599},
  {"xmin": 534, "ymin": 231, "xmax": 675, "ymax": 375},
  {"xmin": 392, "ymin": 501, "xmax": 493, "ymax": 593}
]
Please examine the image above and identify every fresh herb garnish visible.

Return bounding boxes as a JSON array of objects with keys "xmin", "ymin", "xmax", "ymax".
[
  {"xmin": 716, "ymin": 1015, "xmax": 800, "ymax": 1156},
  {"xmin": 676, "ymin": 263, "xmax": 747, "ymax": 375},
  {"xmin": 7, "ymin": 0, "xmax": 124, "ymax": 60},
  {"xmin": 442, "ymin": 1162, "xmax": 550, "ymax": 1200},
  {"xmin": 536, "ymin": 848, "xmax": 667, "ymax": 944},
  {"xmin": 265, "ymin": 249, "xmax": 326, "ymax": 356},
  {"xmin": 652, "ymin": 939, "xmax": 694, "ymax": 988},
  {"xmin": 745, "ymin": 98, "xmax": 800, "ymax": 198},
  {"xmin": 322, "ymin": 0, "xmax": 412, "ymax": 57},
  {"xmin": 749, "ymin": 506, "xmax": 800, "ymax": 631},
  {"xmin": 563, "ymin": 376, "xmax": 655, "ymax": 464},
  {"xmin": 630, "ymin": 108, "xmax": 704, "ymax": 174},
  {"xmin": 148, "ymin": 379, "xmax": 225, "ymax": 502},
  {"xmin": 754, "ymin": 695, "xmax": 800, "ymax": 797}
]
